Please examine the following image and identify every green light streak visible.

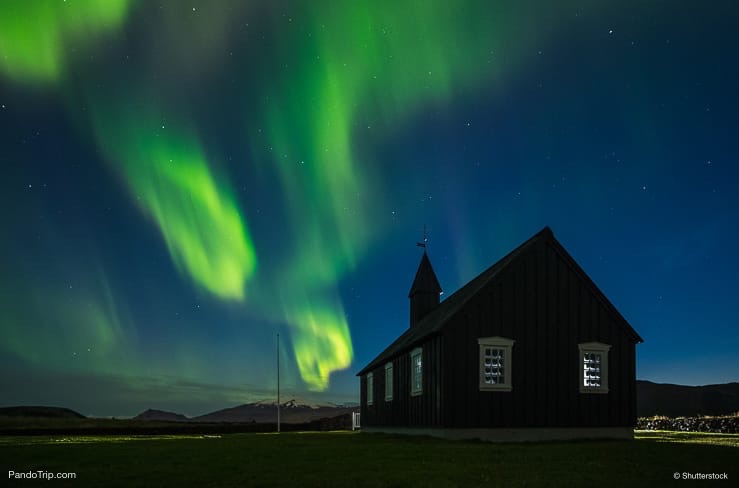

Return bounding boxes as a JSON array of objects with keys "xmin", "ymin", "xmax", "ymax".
[
  {"xmin": 90, "ymin": 105, "xmax": 256, "ymax": 300},
  {"xmin": 285, "ymin": 296, "xmax": 353, "ymax": 391},
  {"xmin": 258, "ymin": 1, "xmax": 520, "ymax": 390},
  {"xmin": 0, "ymin": 0, "xmax": 131, "ymax": 83}
]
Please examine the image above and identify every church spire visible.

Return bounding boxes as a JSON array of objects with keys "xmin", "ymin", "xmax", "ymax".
[{"xmin": 408, "ymin": 248, "xmax": 442, "ymax": 329}]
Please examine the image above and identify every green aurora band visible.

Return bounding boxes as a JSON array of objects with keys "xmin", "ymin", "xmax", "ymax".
[
  {"xmin": 261, "ymin": 1, "xmax": 515, "ymax": 283},
  {"xmin": 0, "ymin": 0, "xmax": 131, "ymax": 83},
  {"xmin": 283, "ymin": 295, "xmax": 353, "ymax": 391},
  {"xmin": 89, "ymin": 104, "xmax": 257, "ymax": 301},
  {"xmin": 0, "ymin": 0, "xmax": 260, "ymax": 381}
]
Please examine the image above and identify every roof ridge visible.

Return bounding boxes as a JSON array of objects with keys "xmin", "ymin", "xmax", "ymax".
[{"xmin": 404, "ymin": 226, "xmax": 550, "ymax": 331}]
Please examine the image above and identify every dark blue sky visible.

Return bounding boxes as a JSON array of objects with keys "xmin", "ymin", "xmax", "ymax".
[{"xmin": 0, "ymin": 1, "xmax": 737, "ymax": 416}]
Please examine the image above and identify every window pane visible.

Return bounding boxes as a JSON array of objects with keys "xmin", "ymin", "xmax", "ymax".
[
  {"xmin": 385, "ymin": 366, "xmax": 393, "ymax": 399},
  {"xmin": 412, "ymin": 352, "xmax": 422, "ymax": 393},
  {"xmin": 482, "ymin": 344, "xmax": 507, "ymax": 386},
  {"xmin": 583, "ymin": 351, "xmax": 603, "ymax": 387}
]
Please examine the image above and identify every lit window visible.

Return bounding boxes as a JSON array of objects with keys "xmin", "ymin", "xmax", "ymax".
[
  {"xmin": 578, "ymin": 342, "xmax": 611, "ymax": 393},
  {"xmin": 367, "ymin": 372, "xmax": 374, "ymax": 405},
  {"xmin": 384, "ymin": 362, "xmax": 393, "ymax": 401},
  {"xmin": 410, "ymin": 347, "xmax": 422, "ymax": 396},
  {"xmin": 478, "ymin": 337, "xmax": 515, "ymax": 391}
]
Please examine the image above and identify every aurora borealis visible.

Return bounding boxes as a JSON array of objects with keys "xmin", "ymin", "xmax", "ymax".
[
  {"xmin": 0, "ymin": 0, "xmax": 131, "ymax": 83},
  {"xmin": 1, "ymin": 1, "xmax": 737, "ymax": 416}
]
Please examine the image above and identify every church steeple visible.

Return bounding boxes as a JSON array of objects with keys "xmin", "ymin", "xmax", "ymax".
[{"xmin": 408, "ymin": 251, "xmax": 442, "ymax": 328}]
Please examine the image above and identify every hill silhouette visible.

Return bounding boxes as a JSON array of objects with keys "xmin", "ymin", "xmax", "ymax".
[
  {"xmin": 192, "ymin": 400, "xmax": 356, "ymax": 423},
  {"xmin": 637, "ymin": 380, "xmax": 739, "ymax": 417},
  {"xmin": 0, "ymin": 406, "xmax": 85, "ymax": 419},
  {"xmin": 133, "ymin": 409, "xmax": 189, "ymax": 422}
]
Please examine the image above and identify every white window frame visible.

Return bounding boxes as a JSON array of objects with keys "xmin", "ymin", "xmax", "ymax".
[
  {"xmin": 366, "ymin": 372, "xmax": 374, "ymax": 405},
  {"xmin": 384, "ymin": 362, "xmax": 393, "ymax": 401},
  {"xmin": 410, "ymin": 347, "xmax": 423, "ymax": 396},
  {"xmin": 578, "ymin": 342, "xmax": 611, "ymax": 394},
  {"xmin": 478, "ymin": 337, "xmax": 515, "ymax": 391}
]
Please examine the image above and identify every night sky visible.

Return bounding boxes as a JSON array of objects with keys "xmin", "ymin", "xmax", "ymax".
[{"xmin": 1, "ymin": 1, "xmax": 737, "ymax": 417}]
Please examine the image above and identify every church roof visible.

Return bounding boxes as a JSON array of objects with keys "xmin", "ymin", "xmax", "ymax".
[{"xmin": 357, "ymin": 226, "xmax": 642, "ymax": 376}]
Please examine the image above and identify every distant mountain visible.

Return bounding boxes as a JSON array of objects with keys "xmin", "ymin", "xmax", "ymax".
[
  {"xmin": 19, "ymin": 381, "xmax": 738, "ymax": 422},
  {"xmin": 0, "ymin": 406, "xmax": 86, "ymax": 419},
  {"xmin": 637, "ymin": 380, "xmax": 739, "ymax": 417},
  {"xmin": 133, "ymin": 409, "xmax": 189, "ymax": 422},
  {"xmin": 193, "ymin": 399, "xmax": 357, "ymax": 423}
]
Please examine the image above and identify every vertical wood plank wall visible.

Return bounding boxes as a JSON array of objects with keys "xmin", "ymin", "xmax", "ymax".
[
  {"xmin": 362, "ymin": 335, "xmax": 444, "ymax": 427},
  {"xmin": 442, "ymin": 239, "xmax": 636, "ymax": 428}
]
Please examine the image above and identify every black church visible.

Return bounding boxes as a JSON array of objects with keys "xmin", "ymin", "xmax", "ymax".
[{"xmin": 357, "ymin": 227, "xmax": 642, "ymax": 441}]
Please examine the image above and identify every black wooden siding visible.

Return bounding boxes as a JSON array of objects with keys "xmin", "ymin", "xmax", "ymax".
[
  {"xmin": 442, "ymin": 239, "xmax": 636, "ymax": 428},
  {"xmin": 361, "ymin": 334, "xmax": 443, "ymax": 427},
  {"xmin": 361, "ymin": 237, "xmax": 637, "ymax": 429}
]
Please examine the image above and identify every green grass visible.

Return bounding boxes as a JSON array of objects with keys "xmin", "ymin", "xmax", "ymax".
[{"xmin": 2, "ymin": 431, "xmax": 736, "ymax": 487}]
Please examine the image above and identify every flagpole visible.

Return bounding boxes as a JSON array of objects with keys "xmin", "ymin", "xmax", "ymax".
[{"xmin": 277, "ymin": 333, "xmax": 281, "ymax": 433}]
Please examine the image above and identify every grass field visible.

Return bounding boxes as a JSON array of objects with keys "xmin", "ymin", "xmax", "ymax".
[{"xmin": 2, "ymin": 430, "xmax": 736, "ymax": 487}]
